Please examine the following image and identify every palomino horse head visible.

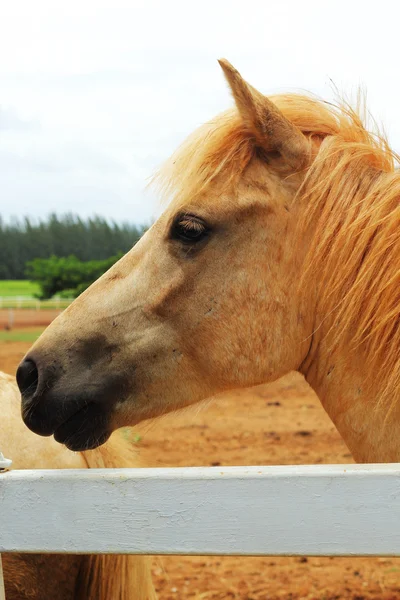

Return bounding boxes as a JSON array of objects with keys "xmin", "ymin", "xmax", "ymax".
[{"xmin": 17, "ymin": 60, "xmax": 400, "ymax": 458}]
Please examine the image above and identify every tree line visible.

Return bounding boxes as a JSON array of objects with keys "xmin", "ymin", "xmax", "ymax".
[
  {"xmin": 26, "ymin": 254, "xmax": 124, "ymax": 299},
  {"xmin": 0, "ymin": 214, "xmax": 147, "ymax": 280}
]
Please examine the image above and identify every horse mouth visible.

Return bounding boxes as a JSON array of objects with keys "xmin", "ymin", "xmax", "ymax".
[{"xmin": 23, "ymin": 400, "xmax": 112, "ymax": 452}]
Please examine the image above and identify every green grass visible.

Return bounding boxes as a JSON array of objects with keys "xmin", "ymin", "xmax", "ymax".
[
  {"xmin": 0, "ymin": 328, "xmax": 45, "ymax": 343},
  {"xmin": 0, "ymin": 280, "xmax": 40, "ymax": 297},
  {"xmin": 0, "ymin": 280, "xmax": 72, "ymax": 309}
]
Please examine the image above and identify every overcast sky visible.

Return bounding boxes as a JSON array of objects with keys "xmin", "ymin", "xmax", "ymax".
[{"xmin": 1, "ymin": 0, "xmax": 400, "ymax": 225}]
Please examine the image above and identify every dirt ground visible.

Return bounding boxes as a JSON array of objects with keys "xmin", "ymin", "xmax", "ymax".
[
  {"xmin": 0, "ymin": 309, "xmax": 61, "ymax": 328},
  {"xmin": 2, "ymin": 331, "xmax": 400, "ymax": 600}
]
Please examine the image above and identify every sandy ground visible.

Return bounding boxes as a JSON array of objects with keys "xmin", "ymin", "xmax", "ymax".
[{"xmin": 2, "ymin": 332, "xmax": 400, "ymax": 600}]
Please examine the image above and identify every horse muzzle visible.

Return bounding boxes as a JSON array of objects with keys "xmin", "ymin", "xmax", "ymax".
[{"xmin": 16, "ymin": 353, "xmax": 127, "ymax": 451}]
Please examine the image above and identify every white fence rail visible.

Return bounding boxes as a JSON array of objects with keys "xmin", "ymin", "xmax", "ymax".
[
  {"xmin": 1, "ymin": 464, "xmax": 400, "ymax": 556},
  {"xmin": 0, "ymin": 296, "xmax": 72, "ymax": 310}
]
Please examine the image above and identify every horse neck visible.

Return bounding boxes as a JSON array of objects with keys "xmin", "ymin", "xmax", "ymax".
[
  {"xmin": 295, "ymin": 151, "xmax": 400, "ymax": 463},
  {"xmin": 300, "ymin": 324, "xmax": 400, "ymax": 463}
]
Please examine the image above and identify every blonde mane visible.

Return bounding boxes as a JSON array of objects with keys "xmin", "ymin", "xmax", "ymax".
[
  {"xmin": 299, "ymin": 100, "xmax": 400, "ymax": 408},
  {"xmin": 156, "ymin": 92, "xmax": 400, "ymax": 407}
]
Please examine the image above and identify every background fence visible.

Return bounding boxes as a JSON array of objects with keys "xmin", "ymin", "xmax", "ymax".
[
  {"xmin": 0, "ymin": 297, "xmax": 71, "ymax": 310},
  {"xmin": 0, "ymin": 308, "xmax": 63, "ymax": 328},
  {"xmin": 0, "ymin": 296, "xmax": 72, "ymax": 329}
]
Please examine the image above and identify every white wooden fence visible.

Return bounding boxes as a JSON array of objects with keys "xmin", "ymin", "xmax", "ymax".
[
  {"xmin": 0, "ymin": 296, "xmax": 71, "ymax": 309},
  {"xmin": 1, "ymin": 459, "xmax": 400, "ymax": 595}
]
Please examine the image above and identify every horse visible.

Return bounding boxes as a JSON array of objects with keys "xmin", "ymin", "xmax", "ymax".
[
  {"xmin": 14, "ymin": 58, "xmax": 400, "ymax": 467},
  {"xmin": 0, "ymin": 372, "xmax": 156, "ymax": 599}
]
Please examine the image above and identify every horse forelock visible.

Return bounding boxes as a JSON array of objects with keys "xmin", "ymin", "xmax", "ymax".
[{"xmin": 152, "ymin": 91, "xmax": 393, "ymax": 207}]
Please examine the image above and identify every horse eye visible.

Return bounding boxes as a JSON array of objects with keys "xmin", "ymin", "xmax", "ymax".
[{"xmin": 171, "ymin": 214, "xmax": 210, "ymax": 244}]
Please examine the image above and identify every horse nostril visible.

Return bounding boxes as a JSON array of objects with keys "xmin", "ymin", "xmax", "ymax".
[{"xmin": 16, "ymin": 358, "xmax": 39, "ymax": 398}]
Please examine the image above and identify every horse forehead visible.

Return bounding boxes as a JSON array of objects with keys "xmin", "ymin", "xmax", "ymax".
[
  {"xmin": 203, "ymin": 173, "xmax": 280, "ymax": 213},
  {"xmin": 233, "ymin": 170, "xmax": 291, "ymax": 216},
  {"xmin": 175, "ymin": 189, "xmax": 273, "ymax": 220}
]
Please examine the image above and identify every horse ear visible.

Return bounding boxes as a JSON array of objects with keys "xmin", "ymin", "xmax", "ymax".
[{"xmin": 218, "ymin": 59, "xmax": 310, "ymax": 172}]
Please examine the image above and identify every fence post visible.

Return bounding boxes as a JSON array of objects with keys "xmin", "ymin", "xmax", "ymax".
[
  {"xmin": 0, "ymin": 451, "xmax": 11, "ymax": 600},
  {"xmin": 0, "ymin": 555, "xmax": 5, "ymax": 600}
]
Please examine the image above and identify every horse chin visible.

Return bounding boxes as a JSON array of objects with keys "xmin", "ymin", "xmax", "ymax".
[
  {"xmin": 55, "ymin": 427, "xmax": 111, "ymax": 452},
  {"xmin": 53, "ymin": 402, "xmax": 112, "ymax": 451}
]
